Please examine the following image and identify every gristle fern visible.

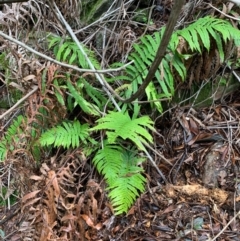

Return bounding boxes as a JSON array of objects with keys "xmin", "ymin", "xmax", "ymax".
[
  {"xmin": 40, "ymin": 16, "xmax": 240, "ymax": 215},
  {"xmin": 39, "ymin": 111, "xmax": 154, "ymax": 214}
]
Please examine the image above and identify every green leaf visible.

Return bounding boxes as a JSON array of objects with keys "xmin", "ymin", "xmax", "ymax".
[
  {"xmin": 91, "ymin": 111, "xmax": 155, "ymax": 151},
  {"xmin": 67, "ymin": 80, "xmax": 100, "ymax": 116},
  {"xmin": 193, "ymin": 217, "xmax": 204, "ymax": 230},
  {"xmin": 56, "ymin": 42, "xmax": 69, "ymax": 61},
  {"xmin": 53, "ymin": 79, "xmax": 65, "ymax": 106},
  {"xmin": 40, "ymin": 121, "xmax": 90, "ymax": 149},
  {"xmin": 93, "ymin": 145, "xmax": 146, "ymax": 214}
]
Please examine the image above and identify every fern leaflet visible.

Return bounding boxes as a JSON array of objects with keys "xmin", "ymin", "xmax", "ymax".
[
  {"xmin": 0, "ymin": 115, "xmax": 24, "ymax": 161},
  {"xmin": 93, "ymin": 145, "xmax": 146, "ymax": 214},
  {"xmin": 67, "ymin": 80, "xmax": 101, "ymax": 116},
  {"xmin": 91, "ymin": 111, "xmax": 155, "ymax": 151},
  {"xmin": 40, "ymin": 120, "xmax": 90, "ymax": 148}
]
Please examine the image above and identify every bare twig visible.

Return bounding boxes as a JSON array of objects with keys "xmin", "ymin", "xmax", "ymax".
[
  {"xmin": 208, "ymin": 3, "xmax": 240, "ymax": 20},
  {"xmin": 143, "ymin": 147, "xmax": 168, "ymax": 183},
  {"xmin": 207, "ymin": 210, "xmax": 240, "ymax": 241},
  {"xmin": 50, "ymin": 1, "xmax": 121, "ymax": 112},
  {"xmin": 0, "ymin": 31, "xmax": 133, "ymax": 74},
  {"xmin": 0, "ymin": 85, "xmax": 38, "ymax": 120}
]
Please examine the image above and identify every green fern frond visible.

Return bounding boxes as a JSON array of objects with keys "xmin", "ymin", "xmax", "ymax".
[
  {"xmin": 48, "ymin": 34, "xmax": 100, "ymax": 69},
  {"xmin": 115, "ymin": 16, "xmax": 240, "ymax": 112},
  {"xmin": 93, "ymin": 145, "xmax": 146, "ymax": 214},
  {"xmin": 66, "ymin": 80, "xmax": 101, "ymax": 116},
  {"xmin": 90, "ymin": 111, "xmax": 155, "ymax": 151},
  {"xmin": 40, "ymin": 120, "xmax": 90, "ymax": 148},
  {"xmin": 176, "ymin": 16, "xmax": 240, "ymax": 61},
  {"xmin": 0, "ymin": 115, "xmax": 24, "ymax": 161}
]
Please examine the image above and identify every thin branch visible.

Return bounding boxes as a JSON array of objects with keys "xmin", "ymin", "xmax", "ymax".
[
  {"xmin": 143, "ymin": 147, "xmax": 168, "ymax": 183},
  {"xmin": 208, "ymin": 3, "xmax": 240, "ymax": 21},
  {"xmin": 0, "ymin": 85, "xmax": 38, "ymax": 120},
  {"xmin": 207, "ymin": 210, "xmax": 240, "ymax": 241},
  {"xmin": 50, "ymin": 1, "xmax": 121, "ymax": 112},
  {"xmin": 0, "ymin": 31, "xmax": 133, "ymax": 74},
  {"xmin": 144, "ymin": 142, "xmax": 173, "ymax": 166}
]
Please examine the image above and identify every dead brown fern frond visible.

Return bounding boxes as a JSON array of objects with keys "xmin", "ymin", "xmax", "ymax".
[
  {"xmin": 20, "ymin": 150, "xmax": 109, "ymax": 240},
  {"xmin": 53, "ymin": 0, "xmax": 81, "ymax": 27}
]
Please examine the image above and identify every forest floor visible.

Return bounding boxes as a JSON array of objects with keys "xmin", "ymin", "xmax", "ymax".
[
  {"xmin": 1, "ymin": 92, "xmax": 240, "ymax": 240},
  {"xmin": 0, "ymin": 0, "xmax": 240, "ymax": 240}
]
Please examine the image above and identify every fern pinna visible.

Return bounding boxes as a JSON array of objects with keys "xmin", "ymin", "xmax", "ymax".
[
  {"xmin": 0, "ymin": 115, "xmax": 24, "ymax": 161},
  {"xmin": 93, "ymin": 145, "xmax": 146, "ymax": 215},
  {"xmin": 40, "ymin": 120, "xmax": 90, "ymax": 148},
  {"xmin": 113, "ymin": 16, "xmax": 240, "ymax": 112}
]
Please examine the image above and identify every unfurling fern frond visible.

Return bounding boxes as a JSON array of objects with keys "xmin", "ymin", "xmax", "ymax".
[
  {"xmin": 90, "ymin": 111, "xmax": 155, "ymax": 151},
  {"xmin": 40, "ymin": 120, "xmax": 90, "ymax": 148},
  {"xmin": 0, "ymin": 115, "xmax": 24, "ymax": 161},
  {"xmin": 93, "ymin": 145, "xmax": 146, "ymax": 215}
]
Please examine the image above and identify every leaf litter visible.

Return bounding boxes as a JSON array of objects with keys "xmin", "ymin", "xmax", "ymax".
[
  {"xmin": 1, "ymin": 96, "xmax": 240, "ymax": 240},
  {"xmin": 0, "ymin": 0, "xmax": 240, "ymax": 240}
]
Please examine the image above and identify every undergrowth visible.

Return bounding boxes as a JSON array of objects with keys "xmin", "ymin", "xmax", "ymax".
[
  {"xmin": 0, "ymin": 115, "xmax": 25, "ymax": 160},
  {"xmin": 113, "ymin": 16, "xmax": 240, "ymax": 112},
  {"xmin": 40, "ymin": 111, "xmax": 153, "ymax": 214},
  {"xmin": 1, "ymin": 16, "xmax": 240, "ymax": 215}
]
